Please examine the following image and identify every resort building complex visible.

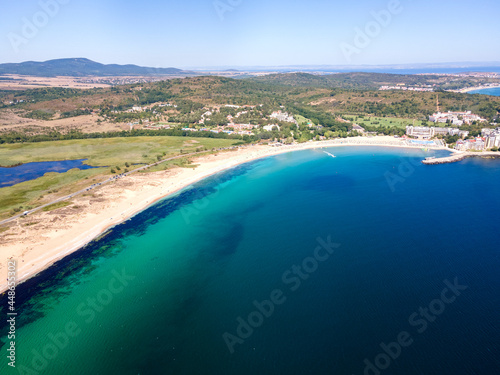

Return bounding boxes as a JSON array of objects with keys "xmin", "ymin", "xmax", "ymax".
[
  {"xmin": 482, "ymin": 128, "xmax": 500, "ymax": 148},
  {"xmin": 429, "ymin": 111, "xmax": 487, "ymax": 126},
  {"xmin": 406, "ymin": 126, "xmax": 469, "ymax": 139}
]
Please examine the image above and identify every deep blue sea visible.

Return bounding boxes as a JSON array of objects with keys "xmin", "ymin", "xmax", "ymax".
[
  {"xmin": 314, "ymin": 67, "xmax": 500, "ymax": 74},
  {"xmin": 1, "ymin": 147, "xmax": 500, "ymax": 375},
  {"xmin": 222, "ymin": 67, "xmax": 500, "ymax": 75},
  {"xmin": 0, "ymin": 159, "xmax": 97, "ymax": 187},
  {"xmin": 468, "ymin": 87, "xmax": 500, "ymax": 96}
]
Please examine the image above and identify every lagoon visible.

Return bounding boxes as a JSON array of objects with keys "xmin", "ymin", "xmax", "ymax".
[{"xmin": 0, "ymin": 159, "xmax": 97, "ymax": 187}]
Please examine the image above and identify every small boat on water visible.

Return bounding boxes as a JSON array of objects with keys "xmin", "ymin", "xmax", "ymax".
[{"xmin": 323, "ymin": 151, "xmax": 336, "ymax": 158}]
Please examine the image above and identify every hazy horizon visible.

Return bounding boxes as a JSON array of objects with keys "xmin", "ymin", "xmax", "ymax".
[
  {"xmin": 2, "ymin": 0, "xmax": 499, "ymax": 68},
  {"xmin": 2, "ymin": 58, "xmax": 500, "ymax": 72}
]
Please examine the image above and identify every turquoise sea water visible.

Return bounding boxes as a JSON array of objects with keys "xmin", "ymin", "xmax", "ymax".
[
  {"xmin": 1, "ymin": 146, "xmax": 500, "ymax": 375},
  {"xmin": 468, "ymin": 87, "xmax": 500, "ymax": 96}
]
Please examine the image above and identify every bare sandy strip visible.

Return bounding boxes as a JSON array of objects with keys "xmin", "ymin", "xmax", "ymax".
[
  {"xmin": 0, "ymin": 75, "xmax": 111, "ymax": 90},
  {"xmin": 0, "ymin": 136, "xmax": 447, "ymax": 293},
  {"xmin": 455, "ymin": 85, "xmax": 500, "ymax": 93}
]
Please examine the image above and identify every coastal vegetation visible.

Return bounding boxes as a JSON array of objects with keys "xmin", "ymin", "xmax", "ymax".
[
  {"xmin": 0, "ymin": 136, "xmax": 236, "ymax": 167},
  {"xmin": 0, "ymin": 128, "xmax": 249, "ymax": 144},
  {"xmin": 2, "ymin": 75, "xmax": 499, "ymax": 137},
  {"xmin": 0, "ymin": 167, "xmax": 104, "ymax": 219},
  {"xmin": 42, "ymin": 201, "xmax": 72, "ymax": 211},
  {"xmin": 1, "ymin": 73, "xmax": 499, "ymax": 219},
  {"xmin": 0, "ymin": 136, "xmax": 237, "ymax": 218}
]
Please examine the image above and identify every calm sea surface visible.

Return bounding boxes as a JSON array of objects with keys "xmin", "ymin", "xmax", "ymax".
[
  {"xmin": 1, "ymin": 147, "xmax": 499, "ymax": 375},
  {"xmin": 468, "ymin": 87, "xmax": 500, "ymax": 96}
]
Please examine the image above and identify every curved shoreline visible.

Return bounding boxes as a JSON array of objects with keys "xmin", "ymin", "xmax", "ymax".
[
  {"xmin": 457, "ymin": 85, "xmax": 500, "ymax": 93},
  {"xmin": 0, "ymin": 137, "xmax": 448, "ymax": 294}
]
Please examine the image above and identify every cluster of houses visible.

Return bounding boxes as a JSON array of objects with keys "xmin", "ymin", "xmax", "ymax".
[
  {"xmin": 406, "ymin": 126, "xmax": 469, "ymax": 139},
  {"xmin": 153, "ymin": 105, "xmax": 295, "ymax": 136},
  {"xmin": 158, "ymin": 103, "xmax": 177, "ymax": 108},
  {"xmin": 179, "ymin": 122, "xmax": 282, "ymax": 136},
  {"xmin": 200, "ymin": 105, "xmax": 288, "ymax": 129},
  {"xmin": 223, "ymin": 104, "xmax": 258, "ymax": 109},
  {"xmin": 270, "ymin": 111, "xmax": 297, "ymax": 123},
  {"xmin": 129, "ymin": 102, "xmax": 177, "ymax": 114},
  {"xmin": 379, "ymin": 85, "xmax": 434, "ymax": 92},
  {"xmin": 226, "ymin": 123, "xmax": 258, "ymax": 131},
  {"xmin": 77, "ymin": 77, "xmax": 166, "ymax": 86},
  {"xmin": 225, "ymin": 123, "xmax": 258, "ymax": 135},
  {"xmin": 429, "ymin": 111, "xmax": 486, "ymax": 126},
  {"xmin": 131, "ymin": 106, "xmax": 146, "ymax": 112},
  {"xmin": 182, "ymin": 121, "xmax": 257, "ymax": 135},
  {"xmin": 449, "ymin": 126, "xmax": 499, "ymax": 151},
  {"xmin": 200, "ymin": 106, "xmax": 259, "ymax": 125},
  {"xmin": 181, "ymin": 127, "xmax": 253, "ymax": 136},
  {"xmin": 198, "ymin": 110, "xmax": 213, "ymax": 124},
  {"xmin": 226, "ymin": 110, "xmax": 251, "ymax": 123},
  {"xmin": 142, "ymin": 123, "xmax": 170, "ymax": 130}
]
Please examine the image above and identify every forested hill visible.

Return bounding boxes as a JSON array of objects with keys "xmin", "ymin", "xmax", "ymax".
[
  {"xmin": 0, "ymin": 58, "xmax": 191, "ymax": 77},
  {"xmin": 247, "ymin": 72, "xmax": 471, "ymax": 90},
  {"xmin": 2, "ymin": 75, "xmax": 499, "ymax": 128}
]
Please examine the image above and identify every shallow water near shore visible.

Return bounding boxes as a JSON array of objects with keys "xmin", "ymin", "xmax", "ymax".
[
  {"xmin": 1, "ymin": 146, "xmax": 499, "ymax": 375},
  {"xmin": 468, "ymin": 87, "xmax": 500, "ymax": 96}
]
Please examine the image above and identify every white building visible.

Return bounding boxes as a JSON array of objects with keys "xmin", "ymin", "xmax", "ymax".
[
  {"xmin": 429, "ymin": 111, "xmax": 486, "ymax": 126},
  {"xmin": 270, "ymin": 111, "xmax": 296, "ymax": 123},
  {"xmin": 406, "ymin": 126, "xmax": 434, "ymax": 138},
  {"xmin": 455, "ymin": 137, "xmax": 486, "ymax": 151},
  {"xmin": 406, "ymin": 126, "xmax": 468, "ymax": 139},
  {"xmin": 263, "ymin": 124, "xmax": 280, "ymax": 132},
  {"xmin": 482, "ymin": 127, "xmax": 500, "ymax": 148}
]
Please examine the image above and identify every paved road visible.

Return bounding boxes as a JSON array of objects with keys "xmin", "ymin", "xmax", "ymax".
[{"xmin": 0, "ymin": 146, "xmax": 242, "ymax": 226}]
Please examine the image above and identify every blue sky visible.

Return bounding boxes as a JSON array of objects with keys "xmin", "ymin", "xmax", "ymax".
[{"xmin": 1, "ymin": 0, "xmax": 499, "ymax": 68}]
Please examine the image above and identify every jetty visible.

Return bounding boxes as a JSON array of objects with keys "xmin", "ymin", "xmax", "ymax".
[{"xmin": 422, "ymin": 151, "xmax": 500, "ymax": 165}]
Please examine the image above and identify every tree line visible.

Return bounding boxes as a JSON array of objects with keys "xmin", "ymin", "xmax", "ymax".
[{"xmin": 0, "ymin": 128, "xmax": 254, "ymax": 144}]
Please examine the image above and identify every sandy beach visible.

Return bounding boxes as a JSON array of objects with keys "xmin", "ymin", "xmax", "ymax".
[
  {"xmin": 0, "ymin": 136, "xmax": 447, "ymax": 293},
  {"xmin": 456, "ymin": 85, "xmax": 500, "ymax": 93}
]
